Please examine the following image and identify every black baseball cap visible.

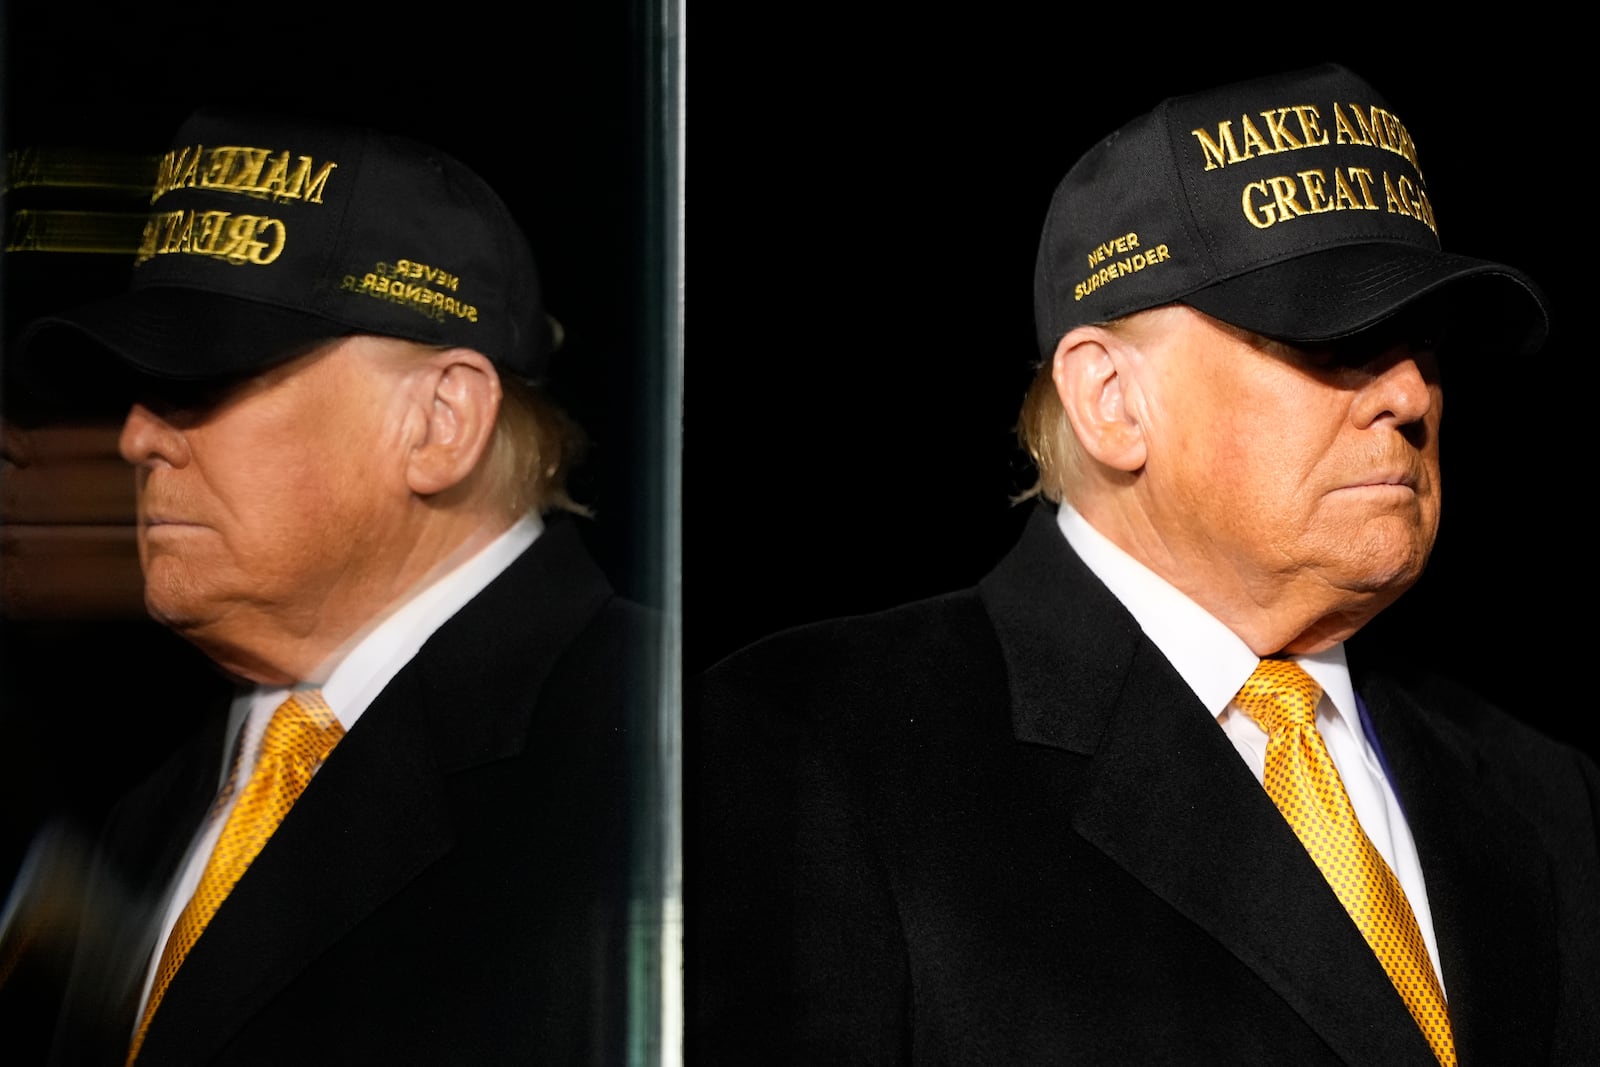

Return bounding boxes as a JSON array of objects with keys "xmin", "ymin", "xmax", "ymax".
[
  {"xmin": 1033, "ymin": 63, "xmax": 1550, "ymax": 357},
  {"xmin": 18, "ymin": 107, "xmax": 557, "ymax": 404}
]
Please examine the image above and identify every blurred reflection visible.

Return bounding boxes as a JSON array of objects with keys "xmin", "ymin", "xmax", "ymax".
[
  {"xmin": 3, "ymin": 106, "xmax": 660, "ymax": 1065},
  {"xmin": 2, "ymin": 421, "xmax": 144, "ymax": 620}
]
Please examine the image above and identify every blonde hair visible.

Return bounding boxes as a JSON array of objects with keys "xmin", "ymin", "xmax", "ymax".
[
  {"xmin": 483, "ymin": 373, "xmax": 591, "ymax": 518},
  {"xmin": 1013, "ymin": 358, "xmax": 1082, "ymax": 505}
]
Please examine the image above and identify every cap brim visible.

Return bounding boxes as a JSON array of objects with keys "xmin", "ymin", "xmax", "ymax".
[
  {"xmin": 15, "ymin": 287, "xmax": 354, "ymax": 415},
  {"xmin": 1181, "ymin": 243, "xmax": 1551, "ymax": 357}
]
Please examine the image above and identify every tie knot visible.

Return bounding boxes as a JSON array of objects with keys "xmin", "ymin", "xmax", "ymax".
[
  {"xmin": 260, "ymin": 689, "xmax": 344, "ymax": 768},
  {"xmin": 1234, "ymin": 658, "xmax": 1322, "ymax": 734}
]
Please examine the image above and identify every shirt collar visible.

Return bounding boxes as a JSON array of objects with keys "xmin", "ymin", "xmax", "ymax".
[
  {"xmin": 1055, "ymin": 503, "xmax": 1360, "ymax": 730},
  {"xmin": 232, "ymin": 513, "xmax": 543, "ymax": 741},
  {"xmin": 320, "ymin": 512, "xmax": 543, "ymax": 725}
]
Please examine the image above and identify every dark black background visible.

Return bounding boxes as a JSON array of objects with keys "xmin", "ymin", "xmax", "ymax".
[
  {"xmin": 686, "ymin": 26, "xmax": 1592, "ymax": 772},
  {"xmin": 2, "ymin": 2, "xmax": 1592, "ymax": 1051},
  {"xmin": 7, "ymin": 16, "xmax": 1585, "ymax": 746}
]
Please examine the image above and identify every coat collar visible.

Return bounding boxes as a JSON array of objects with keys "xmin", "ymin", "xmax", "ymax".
[
  {"xmin": 1352, "ymin": 662, "xmax": 1560, "ymax": 1065},
  {"xmin": 979, "ymin": 503, "xmax": 1142, "ymax": 754}
]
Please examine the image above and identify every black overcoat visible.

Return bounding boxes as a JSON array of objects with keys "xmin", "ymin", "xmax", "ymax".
[
  {"xmin": 689, "ymin": 505, "xmax": 1600, "ymax": 1065},
  {"xmin": 48, "ymin": 516, "xmax": 657, "ymax": 1066}
]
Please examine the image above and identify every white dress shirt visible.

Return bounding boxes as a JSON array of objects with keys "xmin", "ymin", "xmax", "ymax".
[
  {"xmin": 134, "ymin": 513, "xmax": 543, "ymax": 1023},
  {"xmin": 1055, "ymin": 504, "xmax": 1445, "ymax": 991}
]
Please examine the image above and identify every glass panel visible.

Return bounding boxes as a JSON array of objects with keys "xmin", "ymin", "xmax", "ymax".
[{"xmin": 1, "ymin": 5, "xmax": 683, "ymax": 1064}]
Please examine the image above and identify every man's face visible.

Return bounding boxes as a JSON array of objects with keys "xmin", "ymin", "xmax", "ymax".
[
  {"xmin": 118, "ymin": 336, "xmax": 414, "ymax": 682},
  {"xmin": 1128, "ymin": 305, "xmax": 1443, "ymax": 649}
]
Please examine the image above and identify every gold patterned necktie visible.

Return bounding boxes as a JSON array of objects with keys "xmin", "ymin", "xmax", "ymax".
[
  {"xmin": 1234, "ymin": 659, "xmax": 1456, "ymax": 1067},
  {"xmin": 127, "ymin": 690, "xmax": 344, "ymax": 1065}
]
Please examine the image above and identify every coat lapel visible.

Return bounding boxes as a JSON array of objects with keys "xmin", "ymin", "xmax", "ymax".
[
  {"xmin": 133, "ymin": 686, "xmax": 455, "ymax": 1063},
  {"xmin": 981, "ymin": 505, "xmax": 1438, "ymax": 1066},
  {"xmin": 1357, "ymin": 668, "xmax": 1559, "ymax": 1065}
]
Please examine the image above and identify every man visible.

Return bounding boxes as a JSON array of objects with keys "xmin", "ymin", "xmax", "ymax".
[
  {"xmin": 689, "ymin": 63, "xmax": 1600, "ymax": 1065},
  {"xmin": 10, "ymin": 108, "xmax": 656, "ymax": 1064}
]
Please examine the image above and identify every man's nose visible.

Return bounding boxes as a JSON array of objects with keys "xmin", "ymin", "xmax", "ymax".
[
  {"xmin": 119, "ymin": 403, "xmax": 191, "ymax": 468},
  {"xmin": 1351, "ymin": 347, "xmax": 1437, "ymax": 430}
]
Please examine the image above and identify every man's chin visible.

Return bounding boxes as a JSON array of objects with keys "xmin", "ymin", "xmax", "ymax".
[
  {"xmin": 1282, "ymin": 547, "xmax": 1433, "ymax": 652},
  {"xmin": 141, "ymin": 577, "xmax": 223, "ymax": 640},
  {"xmin": 1330, "ymin": 521, "xmax": 1436, "ymax": 596},
  {"xmin": 1344, "ymin": 552, "xmax": 1431, "ymax": 599}
]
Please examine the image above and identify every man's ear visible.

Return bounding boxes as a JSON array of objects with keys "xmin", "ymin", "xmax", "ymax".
[
  {"xmin": 405, "ymin": 348, "xmax": 502, "ymax": 496},
  {"xmin": 1051, "ymin": 325, "xmax": 1147, "ymax": 473}
]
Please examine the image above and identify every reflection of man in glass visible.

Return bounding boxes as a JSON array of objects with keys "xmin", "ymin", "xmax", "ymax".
[{"xmin": 15, "ymin": 108, "xmax": 652, "ymax": 1064}]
